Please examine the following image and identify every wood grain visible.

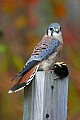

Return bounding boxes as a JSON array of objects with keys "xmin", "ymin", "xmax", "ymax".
[{"xmin": 23, "ymin": 71, "xmax": 68, "ymax": 120}]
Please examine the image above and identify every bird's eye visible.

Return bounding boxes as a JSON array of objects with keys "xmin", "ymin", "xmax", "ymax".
[
  {"xmin": 50, "ymin": 28, "xmax": 53, "ymax": 31},
  {"xmin": 56, "ymin": 29, "xmax": 59, "ymax": 33}
]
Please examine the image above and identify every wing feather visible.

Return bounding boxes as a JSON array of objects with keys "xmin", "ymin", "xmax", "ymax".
[{"xmin": 12, "ymin": 34, "xmax": 60, "ymax": 81}]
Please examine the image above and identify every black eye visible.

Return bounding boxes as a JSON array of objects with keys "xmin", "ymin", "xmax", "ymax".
[
  {"xmin": 56, "ymin": 30, "xmax": 59, "ymax": 33},
  {"xmin": 50, "ymin": 28, "xmax": 53, "ymax": 31}
]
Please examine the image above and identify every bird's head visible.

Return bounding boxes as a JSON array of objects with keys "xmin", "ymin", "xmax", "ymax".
[{"xmin": 47, "ymin": 23, "xmax": 62, "ymax": 37}]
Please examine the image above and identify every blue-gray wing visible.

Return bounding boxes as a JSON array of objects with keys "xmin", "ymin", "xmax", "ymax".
[
  {"xmin": 12, "ymin": 37, "xmax": 60, "ymax": 81},
  {"xmin": 28, "ymin": 39, "xmax": 60, "ymax": 62}
]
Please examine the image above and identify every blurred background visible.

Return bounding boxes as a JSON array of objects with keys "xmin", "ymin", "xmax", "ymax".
[{"xmin": 0, "ymin": 0, "xmax": 80, "ymax": 120}]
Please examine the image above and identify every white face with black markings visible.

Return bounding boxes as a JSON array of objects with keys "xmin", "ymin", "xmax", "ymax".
[{"xmin": 47, "ymin": 23, "xmax": 62, "ymax": 37}]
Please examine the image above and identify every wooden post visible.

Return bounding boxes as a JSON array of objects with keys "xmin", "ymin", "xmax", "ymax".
[{"xmin": 23, "ymin": 71, "xmax": 68, "ymax": 120}]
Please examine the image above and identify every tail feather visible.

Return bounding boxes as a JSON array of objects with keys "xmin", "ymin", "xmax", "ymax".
[
  {"xmin": 8, "ymin": 83, "xmax": 26, "ymax": 93},
  {"xmin": 8, "ymin": 65, "xmax": 39, "ymax": 93},
  {"xmin": 11, "ymin": 60, "xmax": 39, "ymax": 81}
]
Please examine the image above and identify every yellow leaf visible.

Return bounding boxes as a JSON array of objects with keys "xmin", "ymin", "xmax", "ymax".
[
  {"xmin": 14, "ymin": 16, "xmax": 27, "ymax": 28},
  {"xmin": 2, "ymin": 0, "xmax": 16, "ymax": 14}
]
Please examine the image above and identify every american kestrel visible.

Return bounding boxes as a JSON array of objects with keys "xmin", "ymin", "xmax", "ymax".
[{"xmin": 8, "ymin": 23, "xmax": 63, "ymax": 93}]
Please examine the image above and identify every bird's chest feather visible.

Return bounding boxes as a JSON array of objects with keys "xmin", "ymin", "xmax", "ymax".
[{"xmin": 39, "ymin": 51, "xmax": 58, "ymax": 70}]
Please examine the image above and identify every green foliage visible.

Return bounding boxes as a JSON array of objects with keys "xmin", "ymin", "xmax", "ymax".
[
  {"xmin": 68, "ymin": 81, "xmax": 80, "ymax": 115},
  {"xmin": 0, "ymin": 44, "xmax": 7, "ymax": 54}
]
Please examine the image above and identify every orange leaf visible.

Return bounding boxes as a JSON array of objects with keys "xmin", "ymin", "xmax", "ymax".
[{"xmin": 54, "ymin": 5, "xmax": 66, "ymax": 18}]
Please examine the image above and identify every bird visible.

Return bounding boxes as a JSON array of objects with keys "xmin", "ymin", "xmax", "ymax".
[{"xmin": 8, "ymin": 22, "xmax": 63, "ymax": 93}]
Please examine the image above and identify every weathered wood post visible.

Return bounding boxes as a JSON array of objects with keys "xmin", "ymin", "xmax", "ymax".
[{"xmin": 23, "ymin": 71, "xmax": 68, "ymax": 120}]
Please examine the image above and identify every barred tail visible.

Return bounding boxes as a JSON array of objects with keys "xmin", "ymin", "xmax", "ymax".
[{"xmin": 8, "ymin": 65, "xmax": 39, "ymax": 93}]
